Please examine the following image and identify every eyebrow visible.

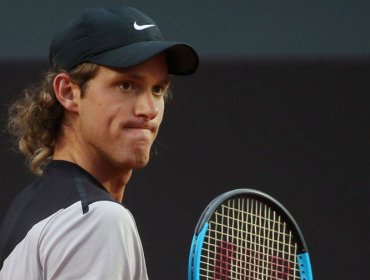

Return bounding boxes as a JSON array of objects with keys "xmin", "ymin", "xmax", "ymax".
[{"xmin": 116, "ymin": 71, "xmax": 171, "ymax": 86}]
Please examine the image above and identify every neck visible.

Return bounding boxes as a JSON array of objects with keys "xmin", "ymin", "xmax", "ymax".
[
  {"xmin": 100, "ymin": 174, "xmax": 132, "ymax": 202},
  {"xmin": 90, "ymin": 164, "xmax": 132, "ymax": 202},
  {"xmin": 53, "ymin": 126, "xmax": 132, "ymax": 203}
]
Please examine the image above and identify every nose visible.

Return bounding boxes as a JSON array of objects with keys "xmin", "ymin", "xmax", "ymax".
[{"xmin": 133, "ymin": 91, "xmax": 161, "ymax": 120}]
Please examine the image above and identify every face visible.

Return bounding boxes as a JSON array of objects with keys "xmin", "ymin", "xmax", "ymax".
[{"xmin": 75, "ymin": 55, "xmax": 169, "ymax": 172}]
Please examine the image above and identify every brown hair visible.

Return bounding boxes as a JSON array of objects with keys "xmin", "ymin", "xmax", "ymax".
[{"xmin": 8, "ymin": 63, "xmax": 99, "ymax": 175}]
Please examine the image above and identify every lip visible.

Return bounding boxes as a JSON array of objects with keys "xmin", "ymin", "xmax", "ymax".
[{"xmin": 123, "ymin": 121, "xmax": 158, "ymax": 135}]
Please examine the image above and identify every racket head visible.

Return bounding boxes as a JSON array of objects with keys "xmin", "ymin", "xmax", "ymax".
[{"xmin": 188, "ymin": 188, "xmax": 313, "ymax": 280}]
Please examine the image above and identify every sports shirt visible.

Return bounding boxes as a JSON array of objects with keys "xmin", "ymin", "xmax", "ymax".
[{"xmin": 0, "ymin": 160, "xmax": 148, "ymax": 279}]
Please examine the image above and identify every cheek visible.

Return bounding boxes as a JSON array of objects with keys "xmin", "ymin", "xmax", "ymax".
[
  {"xmin": 79, "ymin": 103, "xmax": 113, "ymax": 138},
  {"xmin": 97, "ymin": 106, "xmax": 125, "ymax": 134},
  {"xmin": 83, "ymin": 93, "xmax": 123, "ymax": 121},
  {"xmin": 157, "ymin": 101, "xmax": 165, "ymax": 122}
]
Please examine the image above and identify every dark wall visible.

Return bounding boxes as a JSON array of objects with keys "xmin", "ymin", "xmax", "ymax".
[
  {"xmin": 1, "ymin": 1, "xmax": 370, "ymax": 58},
  {"xmin": 1, "ymin": 58, "xmax": 370, "ymax": 279}
]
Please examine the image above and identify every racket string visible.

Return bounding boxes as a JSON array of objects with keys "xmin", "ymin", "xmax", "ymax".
[{"xmin": 199, "ymin": 198, "xmax": 301, "ymax": 279}]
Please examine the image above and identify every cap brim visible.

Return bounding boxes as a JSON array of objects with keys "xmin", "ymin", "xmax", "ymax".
[{"xmin": 86, "ymin": 41, "xmax": 199, "ymax": 75}]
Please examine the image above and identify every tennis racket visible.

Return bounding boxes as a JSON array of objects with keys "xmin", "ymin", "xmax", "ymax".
[{"xmin": 188, "ymin": 189, "xmax": 313, "ymax": 280}]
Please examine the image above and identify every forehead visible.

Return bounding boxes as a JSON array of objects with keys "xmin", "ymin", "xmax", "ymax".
[{"xmin": 95, "ymin": 54, "xmax": 169, "ymax": 82}]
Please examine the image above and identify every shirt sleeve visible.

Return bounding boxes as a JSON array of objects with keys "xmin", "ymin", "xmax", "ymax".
[{"xmin": 38, "ymin": 201, "xmax": 149, "ymax": 280}]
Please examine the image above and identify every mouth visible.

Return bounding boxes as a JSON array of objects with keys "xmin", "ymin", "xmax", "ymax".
[{"xmin": 123, "ymin": 121, "xmax": 158, "ymax": 136}]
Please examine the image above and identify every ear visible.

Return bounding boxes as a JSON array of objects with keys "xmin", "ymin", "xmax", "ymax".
[{"xmin": 53, "ymin": 73, "xmax": 80, "ymax": 113}]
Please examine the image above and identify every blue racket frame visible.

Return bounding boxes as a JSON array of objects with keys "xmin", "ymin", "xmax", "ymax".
[{"xmin": 188, "ymin": 188, "xmax": 313, "ymax": 280}]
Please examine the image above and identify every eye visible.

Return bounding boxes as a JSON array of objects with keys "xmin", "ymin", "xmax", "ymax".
[
  {"xmin": 152, "ymin": 86, "xmax": 163, "ymax": 96},
  {"xmin": 152, "ymin": 85, "xmax": 168, "ymax": 97},
  {"xmin": 118, "ymin": 81, "xmax": 133, "ymax": 91}
]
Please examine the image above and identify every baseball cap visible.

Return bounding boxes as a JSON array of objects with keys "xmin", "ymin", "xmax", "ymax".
[{"xmin": 49, "ymin": 7, "xmax": 199, "ymax": 75}]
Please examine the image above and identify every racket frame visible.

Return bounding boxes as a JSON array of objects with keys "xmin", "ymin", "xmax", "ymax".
[{"xmin": 188, "ymin": 188, "xmax": 313, "ymax": 280}]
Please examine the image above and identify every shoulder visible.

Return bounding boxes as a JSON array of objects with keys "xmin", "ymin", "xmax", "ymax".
[
  {"xmin": 86, "ymin": 201, "xmax": 136, "ymax": 228},
  {"xmin": 37, "ymin": 201, "xmax": 148, "ymax": 279},
  {"xmin": 42, "ymin": 200, "xmax": 136, "ymax": 234},
  {"xmin": 39, "ymin": 201, "xmax": 140, "ymax": 257}
]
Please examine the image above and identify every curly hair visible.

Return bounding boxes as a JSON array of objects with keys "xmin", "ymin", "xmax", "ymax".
[{"xmin": 8, "ymin": 63, "xmax": 99, "ymax": 175}]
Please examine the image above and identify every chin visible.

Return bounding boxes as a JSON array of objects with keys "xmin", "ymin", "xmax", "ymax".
[
  {"xmin": 112, "ymin": 145, "xmax": 152, "ymax": 170},
  {"xmin": 127, "ymin": 153, "xmax": 151, "ymax": 169}
]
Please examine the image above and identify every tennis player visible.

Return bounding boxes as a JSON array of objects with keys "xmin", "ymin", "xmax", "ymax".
[{"xmin": 0, "ymin": 6, "xmax": 198, "ymax": 279}]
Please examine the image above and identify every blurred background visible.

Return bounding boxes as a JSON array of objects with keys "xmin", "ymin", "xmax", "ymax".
[{"xmin": 1, "ymin": 0, "xmax": 370, "ymax": 279}]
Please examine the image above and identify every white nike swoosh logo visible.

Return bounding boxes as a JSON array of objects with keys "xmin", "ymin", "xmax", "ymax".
[{"xmin": 133, "ymin": 21, "xmax": 155, "ymax": 30}]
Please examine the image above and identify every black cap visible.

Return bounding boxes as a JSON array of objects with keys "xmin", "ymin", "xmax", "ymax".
[{"xmin": 49, "ymin": 7, "xmax": 199, "ymax": 75}]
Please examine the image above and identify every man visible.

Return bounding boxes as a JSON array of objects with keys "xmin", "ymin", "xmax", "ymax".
[{"xmin": 0, "ymin": 6, "xmax": 198, "ymax": 279}]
